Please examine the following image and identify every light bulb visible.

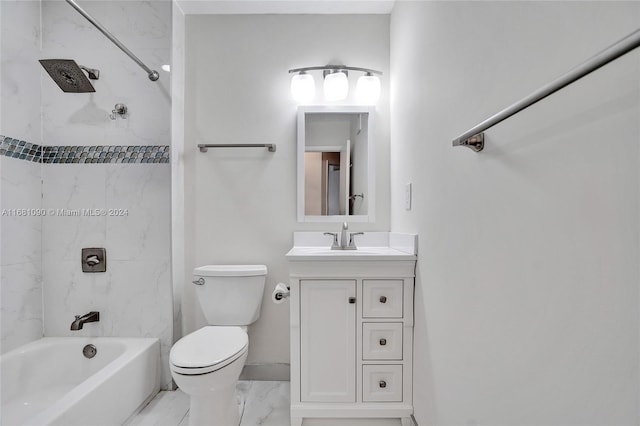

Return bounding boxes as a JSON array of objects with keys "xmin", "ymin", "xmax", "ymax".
[
  {"xmin": 323, "ymin": 71, "xmax": 349, "ymax": 101},
  {"xmin": 356, "ymin": 73, "xmax": 380, "ymax": 104},
  {"xmin": 291, "ymin": 73, "xmax": 315, "ymax": 103}
]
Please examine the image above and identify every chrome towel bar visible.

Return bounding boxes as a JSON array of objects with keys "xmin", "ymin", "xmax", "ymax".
[
  {"xmin": 452, "ymin": 28, "xmax": 640, "ymax": 152},
  {"xmin": 198, "ymin": 144, "xmax": 276, "ymax": 153}
]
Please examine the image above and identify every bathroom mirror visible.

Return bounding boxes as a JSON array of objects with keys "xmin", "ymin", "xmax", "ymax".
[{"xmin": 297, "ymin": 106, "xmax": 375, "ymax": 222}]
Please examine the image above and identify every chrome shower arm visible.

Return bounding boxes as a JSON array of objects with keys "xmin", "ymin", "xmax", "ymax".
[
  {"xmin": 65, "ymin": 0, "xmax": 159, "ymax": 81},
  {"xmin": 79, "ymin": 65, "xmax": 99, "ymax": 80}
]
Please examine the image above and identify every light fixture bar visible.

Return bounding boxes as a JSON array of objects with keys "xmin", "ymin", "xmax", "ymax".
[{"xmin": 288, "ymin": 65, "xmax": 382, "ymax": 75}]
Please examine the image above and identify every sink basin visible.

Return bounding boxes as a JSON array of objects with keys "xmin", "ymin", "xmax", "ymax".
[
  {"xmin": 286, "ymin": 246, "xmax": 415, "ymax": 260},
  {"xmin": 290, "ymin": 247, "xmax": 383, "ymax": 255},
  {"xmin": 286, "ymin": 232, "xmax": 418, "ymax": 261}
]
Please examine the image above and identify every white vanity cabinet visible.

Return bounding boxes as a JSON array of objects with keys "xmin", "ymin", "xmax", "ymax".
[
  {"xmin": 287, "ymin": 233, "xmax": 417, "ymax": 426},
  {"xmin": 300, "ymin": 279, "xmax": 357, "ymax": 403}
]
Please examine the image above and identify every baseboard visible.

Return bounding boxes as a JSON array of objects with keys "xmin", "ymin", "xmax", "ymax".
[{"xmin": 240, "ymin": 363, "xmax": 291, "ymax": 381}]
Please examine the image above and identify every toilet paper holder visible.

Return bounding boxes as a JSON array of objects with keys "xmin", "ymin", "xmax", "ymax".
[
  {"xmin": 275, "ymin": 285, "xmax": 290, "ymax": 300},
  {"xmin": 272, "ymin": 283, "xmax": 291, "ymax": 303}
]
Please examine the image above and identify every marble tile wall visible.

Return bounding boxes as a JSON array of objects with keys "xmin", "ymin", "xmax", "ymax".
[
  {"xmin": 35, "ymin": 0, "xmax": 173, "ymax": 388},
  {"xmin": 0, "ymin": 156, "xmax": 43, "ymax": 353},
  {"xmin": 1, "ymin": 0, "xmax": 44, "ymax": 354},
  {"xmin": 1, "ymin": 1, "xmax": 173, "ymax": 390},
  {"xmin": 1, "ymin": 153, "xmax": 172, "ymax": 386},
  {"xmin": 42, "ymin": 163, "xmax": 173, "ymax": 388},
  {"xmin": 40, "ymin": 0, "xmax": 171, "ymax": 147},
  {"xmin": 1, "ymin": 0, "xmax": 42, "ymax": 145}
]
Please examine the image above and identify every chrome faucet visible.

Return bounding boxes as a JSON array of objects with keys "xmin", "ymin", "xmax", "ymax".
[
  {"xmin": 340, "ymin": 222, "xmax": 349, "ymax": 249},
  {"xmin": 348, "ymin": 231, "xmax": 364, "ymax": 249},
  {"xmin": 323, "ymin": 232, "xmax": 340, "ymax": 249},
  {"xmin": 70, "ymin": 311, "xmax": 100, "ymax": 330},
  {"xmin": 324, "ymin": 222, "xmax": 364, "ymax": 250}
]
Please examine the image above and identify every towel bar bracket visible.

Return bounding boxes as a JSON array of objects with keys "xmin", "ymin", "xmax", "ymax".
[{"xmin": 453, "ymin": 133, "xmax": 484, "ymax": 152}]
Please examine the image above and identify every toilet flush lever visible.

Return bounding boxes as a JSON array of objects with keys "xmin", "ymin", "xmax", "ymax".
[{"xmin": 192, "ymin": 278, "xmax": 205, "ymax": 285}]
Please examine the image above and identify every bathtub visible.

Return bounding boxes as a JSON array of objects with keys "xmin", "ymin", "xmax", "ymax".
[{"xmin": 1, "ymin": 337, "xmax": 160, "ymax": 426}]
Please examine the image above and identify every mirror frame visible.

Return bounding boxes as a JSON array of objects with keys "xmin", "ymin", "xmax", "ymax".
[{"xmin": 297, "ymin": 105, "xmax": 376, "ymax": 223}]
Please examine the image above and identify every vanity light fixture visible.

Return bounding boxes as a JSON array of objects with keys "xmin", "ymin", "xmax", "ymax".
[
  {"xmin": 288, "ymin": 65, "xmax": 382, "ymax": 104},
  {"xmin": 356, "ymin": 72, "xmax": 381, "ymax": 105},
  {"xmin": 323, "ymin": 69, "xmax": 349, "ymax": 101},
  {"xmin": 290, "ymin": 71, "xmax": 315, "ymax": 103}
]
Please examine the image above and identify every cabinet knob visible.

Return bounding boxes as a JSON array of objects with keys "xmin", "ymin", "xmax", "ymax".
[
  {"xmin": 379, "ymin": 338, "xmax": 387, "ymax": 346},
  {"xmin": 348, "ymin": 297, "xmax": 356, "ymax": 304},
  {"xmin": 379, "ymin": 380, "xmax": 387, "ymax": 388},
  {"xmin": 379, "ymin": 295, "xmax": 387, "ymax": 303}
]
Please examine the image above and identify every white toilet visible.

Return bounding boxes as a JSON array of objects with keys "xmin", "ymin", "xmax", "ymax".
[{"xmin": 170, "ymin": 265, "xmax": 267, "ymax": 426}]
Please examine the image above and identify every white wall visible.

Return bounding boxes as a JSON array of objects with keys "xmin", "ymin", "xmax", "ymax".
[
  {"xmin": 0, "ymin": 0, "xmax": 43, "ymax": 353},
  {"xmin": 390, "ymin": 1, "xmax": 639, "ymax": 424},
  {"xmin": 182, "ymin": 14, "xmax": 390, "ymax": 371}
]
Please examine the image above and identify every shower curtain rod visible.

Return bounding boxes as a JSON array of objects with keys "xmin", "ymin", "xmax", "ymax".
[
  {"xmin": 65, "ymin": 0, "xmax": 159, "ymax": 81},
  {"xmin": 452, "ymin": 28, "xmax": 640, "ymax": 152}
]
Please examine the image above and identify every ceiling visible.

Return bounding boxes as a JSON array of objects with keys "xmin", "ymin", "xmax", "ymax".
[{"xmin": 175, "ymin": 0, "xmax": 395, "ymax": 15}]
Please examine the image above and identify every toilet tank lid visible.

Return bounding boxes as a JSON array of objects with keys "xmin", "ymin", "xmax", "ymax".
[{"xmin": 194, "ymin": 265, "xmax": 267, "ymax": 277}]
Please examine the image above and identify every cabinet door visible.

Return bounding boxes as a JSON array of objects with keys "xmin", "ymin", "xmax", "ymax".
[{"xmin": 300, "ymin": 280, "xmax": 356, "ymax": 402}]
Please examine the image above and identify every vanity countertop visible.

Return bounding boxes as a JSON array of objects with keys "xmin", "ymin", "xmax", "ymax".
[{"xmin": 286, "ymin": 232, "xmax": 417, "ymax": 261}]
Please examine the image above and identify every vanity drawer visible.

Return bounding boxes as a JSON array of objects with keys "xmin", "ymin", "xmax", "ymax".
[
  {"xmin": 362, "ymin": 364, "xmax": 403, "ymax": 402},
  {"xmin": 362, "ymin": 280, "xmax": 403, "ymax": 318},
  {"xmin": 362, "ymin": 323, "xmax": 403, "ymax": 360}
]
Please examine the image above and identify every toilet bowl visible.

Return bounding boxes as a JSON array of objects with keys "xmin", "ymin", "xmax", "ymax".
[
  {"xmin": 170, "ymin": 265, "xmax": 267, "ymax": 426},
  {"xmin": 170, "ymin": 326, "xmax": 248, "ymax": 426}
]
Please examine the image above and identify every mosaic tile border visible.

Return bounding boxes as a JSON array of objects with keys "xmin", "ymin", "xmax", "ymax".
[
  {"xmin": 0, "ymin": 135, "xmax": 42, "ymax": 163},
  {"xmin": 0, "ymin": 135, "xmax": 169, "ymax": 164}
]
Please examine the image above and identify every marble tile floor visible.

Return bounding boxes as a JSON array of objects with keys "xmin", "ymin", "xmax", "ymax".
[{"xmin": 128, "ymin": 381, "xmax": 291, "ymax": 426}]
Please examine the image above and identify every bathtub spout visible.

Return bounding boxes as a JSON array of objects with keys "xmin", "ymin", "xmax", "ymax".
[{"xmin": 70, "ymin": 311, "xmax": 100, "ymax": 330}]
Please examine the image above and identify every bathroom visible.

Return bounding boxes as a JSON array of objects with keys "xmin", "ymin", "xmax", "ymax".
[{"xmin": 1, "ymin": 0, "xmax": 638, "ymax": 425}]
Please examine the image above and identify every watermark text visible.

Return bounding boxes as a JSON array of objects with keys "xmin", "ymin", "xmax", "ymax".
[{"xmin": 2, "ymin": 208, "xmax": 129, "ymax": 217}]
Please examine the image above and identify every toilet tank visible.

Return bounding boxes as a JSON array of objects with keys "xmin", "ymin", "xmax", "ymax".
[{"xmin": 193, "ymin": 265, "xmax": 267, "ymax": 326}]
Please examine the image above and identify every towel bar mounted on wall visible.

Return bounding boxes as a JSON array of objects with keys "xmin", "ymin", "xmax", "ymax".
[
  {"xmin": 198, "ymin": 144, "xmax": 276, "ymax": 153},
  {"xmin": 452, "ymin": 28, "xmax": 640, "ymax": 152}
]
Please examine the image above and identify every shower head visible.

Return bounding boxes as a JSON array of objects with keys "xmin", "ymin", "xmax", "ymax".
[{"xmin": 39, "ymin": 59, "xmax": 99, "ymax": 93}]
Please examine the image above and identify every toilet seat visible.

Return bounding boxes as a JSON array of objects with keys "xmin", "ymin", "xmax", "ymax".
[{"xmin": 170, "ymin": 326, "xmax": 248, "ymax": 376}]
